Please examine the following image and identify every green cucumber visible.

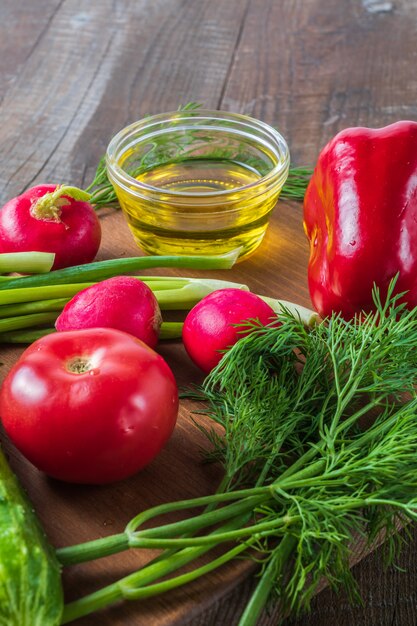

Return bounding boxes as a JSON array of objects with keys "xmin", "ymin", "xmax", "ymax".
[{"xmin": 0, "ymin": 447, "xmax": 63, "ymax": 625}]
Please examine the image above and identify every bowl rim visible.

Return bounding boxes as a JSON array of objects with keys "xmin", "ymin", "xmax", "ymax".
[{"xmin": 106, "ymin": 109, "xmax": 290, "ymax": 199}]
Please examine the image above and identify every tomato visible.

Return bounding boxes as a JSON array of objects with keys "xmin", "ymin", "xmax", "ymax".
[{"xmin": 0, "ymin": 328, "xmax": 178, "ymax": 484}]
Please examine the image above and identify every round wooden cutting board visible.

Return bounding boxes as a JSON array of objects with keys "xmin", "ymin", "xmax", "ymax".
[{"xmin": 0, "ymin": 198, "xmax": 311, "ymax": 625}]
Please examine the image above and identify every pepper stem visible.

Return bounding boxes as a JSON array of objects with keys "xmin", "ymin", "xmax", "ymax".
[{"xmin": 30, "ymin": 185, "xmax": 92, "ymax": 222}]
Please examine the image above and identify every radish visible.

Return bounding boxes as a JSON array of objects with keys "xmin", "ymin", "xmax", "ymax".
[
  {"xmin": 0, "ymin": 184, "xmax": 101, "ymax": 269},
  {"xmin": 55, "ymin": 276, "xmax": 162, "ymax": 348},
  {"xmin": 182, "ymin": 288, "xmax": 277, "ymax": 373}
]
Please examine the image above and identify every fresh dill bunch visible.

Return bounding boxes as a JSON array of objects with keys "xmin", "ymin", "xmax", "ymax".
[
  {"xmin": 194, "ymin": 283, "xmax": 417, "ymax": 623},
  {"xmin": 280, "ymin": 167, "xmax": 313, "ymax": 200},
  {"xmin": 199, "ymin": 317, "xmax": 328, "ymax": 488},
  {"xmin": 59, "ymin": 284, "xmax": 417, "ymax": 626},
  {"xmin": 254, "ymin": 397, "xmax": 417, "ymax": 617},
  {"xmin": 198, "ymin": 284, "xmax": 417, "ymax": 491}
]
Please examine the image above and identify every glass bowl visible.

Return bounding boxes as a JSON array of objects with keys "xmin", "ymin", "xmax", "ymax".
[{"xmin": 106, "ymin": 109, "xmax": 290, "ymax": 260}]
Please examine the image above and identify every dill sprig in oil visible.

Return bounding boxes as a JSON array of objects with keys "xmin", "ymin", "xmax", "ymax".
[
  {"xmin": 87, "ymin": 158, "xmax": 312, "ymax": 207},
  {"xmin": 86, "ymin": 102, "xmax": 312, "ymax": 207}
]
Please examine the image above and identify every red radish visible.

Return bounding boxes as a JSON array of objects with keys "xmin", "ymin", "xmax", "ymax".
[
  {"xmin": 55, "ymin": 276, "xmax": 162, "ymax": 348},
  {"xmin": 0, "ymin": 184, "xmax": 101, "ymax": 269},
  {"xmin": 182, "ymin": 288, "xmax": 277, "ymax": 374}
]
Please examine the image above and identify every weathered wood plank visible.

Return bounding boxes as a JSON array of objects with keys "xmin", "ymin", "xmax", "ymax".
[
  {"xmin": 0, "ymin": 0, "xmax": 63, "ymax": 98},
  {"xmin": 220, "ymin": 0, "xmax": 417, "ymax": 163},
  {"xmin": 0, "ymin": 0, "xmax": 251, "ymax": 202}
]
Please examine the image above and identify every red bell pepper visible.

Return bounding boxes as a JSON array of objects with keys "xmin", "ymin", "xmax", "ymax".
[{"xmin": 303, "ymin": 121, "xmax": 417, "ymax": 318}]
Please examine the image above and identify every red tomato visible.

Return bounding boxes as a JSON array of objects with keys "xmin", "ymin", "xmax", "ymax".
[{"xmin": 0, "ymin": 328, "xmax": 178, "ymax": 484}]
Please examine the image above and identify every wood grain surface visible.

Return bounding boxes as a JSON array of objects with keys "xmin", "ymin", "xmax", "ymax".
[{"xmin": 1, "ymin": 0, "xmax": 417, "ymax": 624}]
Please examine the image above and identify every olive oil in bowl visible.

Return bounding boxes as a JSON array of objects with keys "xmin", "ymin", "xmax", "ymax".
[{"xmin": 106, "ymin": 111, "xmax": 290, "ymax": 259}]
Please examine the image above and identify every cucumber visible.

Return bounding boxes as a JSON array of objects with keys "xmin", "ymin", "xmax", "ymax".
[{"xmin": 0, "ymin": 446, "xmax": 63, "ymax": 625}]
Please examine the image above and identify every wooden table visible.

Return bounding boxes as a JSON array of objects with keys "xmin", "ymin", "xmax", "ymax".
[{"xmin": 1, "ymin": 1, "xmax": 417, "ymax": 624}]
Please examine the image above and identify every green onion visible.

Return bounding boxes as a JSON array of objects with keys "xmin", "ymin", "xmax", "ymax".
[
  {"xmin": 0, "ymin": 277, "xmax": 246, "ymax": 344},
  {"xmin": 0, "ymin": 312, "xmax": 58, "ymax": 333},
  {"xmin": 260, "ymin": 295, "xmax": 319, "ymax": 326},
  {"xmin": 0, "ymin": 298, "xmax": 70, "ymax": 318},
  {"xmin": 0, "ymin": 276, "xmax": 21, "ymax": 282},
  {"xmin": 138, "ymin": 277, "xmax": 190, "ymax": 290},
  {"xmin": 0, "ymin": 284, "xmax": 94, "ymax": 306},
  {"xmin": 0, "ymin": 252, "xmax": 239, "ymax": 291},
  {"xmin": 0, "ymin": 278, "xmax": 247, "ymax": 309},
  {"xmin": 159, "ymin": 322, "xmax": 183, "ymax": 340},
  {"xmin": 0, "ymin": 328, "xmax": 55, "ymax": 343},
  {"xmin": 0, "ymin": 252, "xmax": 55, "ymax": 274},
  {"xmin": 154, "ymin": 279, "xmax": 248, "ymax": 310},
  {"xmin": 0, "ymin": 322, "xmax": 183, "ymax": 344}
]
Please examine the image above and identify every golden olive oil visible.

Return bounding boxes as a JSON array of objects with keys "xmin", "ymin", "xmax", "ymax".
[
  {"xmin": 138, "ymin": 159, "xmax": 260, "ymax": 192},
  {"xmin": 115, "ymin": 157, "xmax": 282, "ymax": 259},
  {"xmin": 107, "ymin": 110, "xmax": 290, "ymax": 259}
]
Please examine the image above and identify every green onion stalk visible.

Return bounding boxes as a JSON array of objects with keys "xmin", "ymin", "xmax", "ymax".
[
  {"xmin": 0, "ymin": 250, "xmax": 318, "ymax": 344},
  {"xmin": 0, "ymin": 250, "xmax": 239, "ymax": 290},
  {"xmin": 0, "ymin": 251, "xmax": 248, "ymax": 342},
  {"xmin": 0, "ymin": 285, "xmax": 317, "ymax": 343},
  {"xmin": 54, "ymin": 283, "xmax": 417, "ymax": 625},
  {"xmin": 0, "ymin": 251, "xmax": 55, "ymax": 274}
]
